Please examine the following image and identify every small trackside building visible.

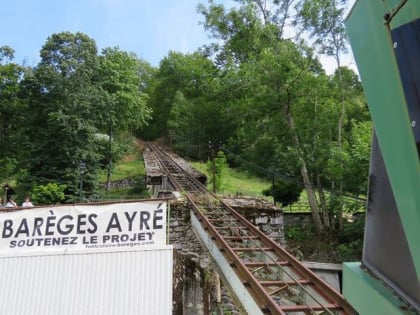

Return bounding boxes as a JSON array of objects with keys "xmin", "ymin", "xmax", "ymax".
[{"xmin": 0, "ymin": 200, "xmax": 173, "ymax": 315}]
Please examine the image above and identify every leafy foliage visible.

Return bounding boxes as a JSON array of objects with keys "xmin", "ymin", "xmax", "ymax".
[
  {"xmin": 12, "ymin": 32, "xmax": 152, "ymax": 201},
  {"xmin": 285, "ymin": 225, "xmax": 314, "ymax": 242},
  {"xmin": 20, "ymin": 32, "xmax": 101, "ymax": 197},
  {"xmin": 97, "ymin": 47, "xmax": 150, "ymax": 132},
  {"xmin": 194, "ymin": 0, "xmax": 369, "ymax": 235},
  {"xmin": 0, "ymin": 46, "xmax": 25, "ymax": 180},
  {"xmin": 0, "ymin": 0, "xmax": 371, "ymax": 238},
  {"xmin": 207, "ymin": 150, "xmax": 228, "ymax": 192},
  {"xmin": 263, "ymin": 178, "xmax": 303, "ymax": 206},
  {"xmin": 32, "ymin": 182, "xmax": 67, "ymax": 205},
  {"xmin": 335, "ymin": 216, "xmax": 365, "ymax": 260}
]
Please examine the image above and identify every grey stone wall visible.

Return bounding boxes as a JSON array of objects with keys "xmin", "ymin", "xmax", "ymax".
[
  {"xmin": 242, "ymin": 211, "xmax": 286, "ymax": 246},
  {"xmin": 169, "ymin": 202, "xmax": 241, "ymax": 315},
  {"xmin": 169, "ymin": 200, "xmax": 291, "ymax": 314},
  {"xmin": 283, "ymin": 212, "xmax": 313, "ymax": 228}
]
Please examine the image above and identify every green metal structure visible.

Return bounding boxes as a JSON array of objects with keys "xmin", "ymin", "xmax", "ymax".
[{"xmin": 345, "ymin": 0, "xmax": 420, "ymax": 314}]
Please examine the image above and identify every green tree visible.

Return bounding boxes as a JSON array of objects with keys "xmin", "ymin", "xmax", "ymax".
[
  {"xmin": 198, "ymin": 0, "xmax": 370, "ymax": 236},
  {"xmin": 297, "ymin": 0, "xmax": 353, "ymax": 229},
  {"xmin": 167, "ymin": 91, "xmax": 195, "ymax": 152},
  {"xmin": 263, "ymin": 178, "xmax": 303, "ymax": 207},
  {"xmin": 207, "ymin": 150, "xmax": 228, "ymax": 193},
  {"xmin": 0, "ymin": 46, "xmax": 25, "ymax": 181},
  {"xmin": 143, "ymin": 51, "xmax": 192, "ymax": 140},
  {"xmin": 20, "ymin": 32, "xmax": 101, "ymax": 198},
  {"xmin": 96, "ymin": 47, "xmax": 151, "ymax": 190},
  {"xmin": 147, "ymin": 52, "xmax": 234, "ymax": 159}
]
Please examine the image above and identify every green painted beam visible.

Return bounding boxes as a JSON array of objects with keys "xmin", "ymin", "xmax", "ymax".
[
  {"xmin": 343, "ymin": 263, "xmax": 416, "ymax": 315},
  {"xmin": 346, "ymin": 0, "xmax": 420, "ymax": 277}
]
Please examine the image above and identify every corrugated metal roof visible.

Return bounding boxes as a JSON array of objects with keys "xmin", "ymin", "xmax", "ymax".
[{"xmin": 0, "ymin": 247, "xmax": 173, "ymax": 315}]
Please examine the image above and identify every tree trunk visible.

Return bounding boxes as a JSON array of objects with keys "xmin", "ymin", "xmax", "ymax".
[
  {"xmin": 317, "ymin": 174, "xmax": 330, "ymax": 229},
  {"xmin": 286, "ymin": 108, "xmax": 324, "ymax": 236},
  {"xmin": 105, "ymin": 123, "xmax": 112, "ymax": 192},
  {"xmin": 336, "ymin": 54, "xmax": 345, "ymax": 231},
  {"xmin": 300, "ymin": 160, "xmax": 323, "ymax": 236}
]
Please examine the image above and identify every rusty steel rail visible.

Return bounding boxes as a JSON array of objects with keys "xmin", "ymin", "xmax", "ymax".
[{"xmin": 147, "ymin": 142, "xmax": 356, "ymax": 315}]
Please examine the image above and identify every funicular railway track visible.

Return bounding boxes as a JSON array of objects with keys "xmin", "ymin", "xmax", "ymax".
[{"xmin": 147, "ymin": 143, "xmax": 355, "ymax": 315}]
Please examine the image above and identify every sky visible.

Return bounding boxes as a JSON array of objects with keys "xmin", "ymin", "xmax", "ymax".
[
  {"xmin": 0, "ymin": 0, "xmax": 217, "ymax": 67},
  {"xmin": 0, "ymin": 0, "xmax": 357, "ymax": 74}
]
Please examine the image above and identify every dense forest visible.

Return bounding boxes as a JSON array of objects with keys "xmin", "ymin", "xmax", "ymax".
[{"xmin": 0, "ymin": 0, "xmax": 370, "ymax": 237}]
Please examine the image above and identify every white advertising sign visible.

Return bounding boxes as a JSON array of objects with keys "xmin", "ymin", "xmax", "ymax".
[{"xmin": 0, "ymin": 201, "xmax": 166, "ymax": 257}]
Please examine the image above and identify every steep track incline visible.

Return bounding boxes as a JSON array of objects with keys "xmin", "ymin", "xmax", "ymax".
[{"xmin": 147, "ymin": 142, "xmax": 355, "ymax": 315}]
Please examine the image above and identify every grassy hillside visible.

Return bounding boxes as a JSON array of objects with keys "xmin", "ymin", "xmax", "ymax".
[
  {"xmin": 100, "ymin": 147, "xmax": 272, "ymax": 199},
  {"xmin": 98, "ymin": 156, "xmax": 145, "ymax": 182},
  {"xmin": 190, "ymin": 161, "xmax": 271, "ymax": 198},
  {"xmin": 97, "ymin": 141, "xmax": 149, "ymax": 199}
]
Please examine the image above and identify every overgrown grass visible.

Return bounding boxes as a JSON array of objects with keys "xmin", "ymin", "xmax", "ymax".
[
  {"xmin": 97, "ymin": 140, "xmax": 148, "ymax": 198},
  {"xmin": 191, "ymin": 161, "xmax": 271, "ymax": 197},
  {"xmin": 98, "ymin": 149, "xmax": 145, "ymax": 182},
  {"xmin": 111, "ymin": 158, "xmax": 145, "ymax": 181}
]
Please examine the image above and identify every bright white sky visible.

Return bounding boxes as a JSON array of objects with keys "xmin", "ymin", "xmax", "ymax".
[{"xmin": 0, "ymin": 0, "xmax": 357, "ymax": 74}]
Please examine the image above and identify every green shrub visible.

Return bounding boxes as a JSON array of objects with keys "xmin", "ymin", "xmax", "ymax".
[
  {"xmin": 338, "ymin": 216, "xmax": 365, "ymax": 243},
  {"xmin": 262, "ymin": 178, "xmax": 303, "ymax": 206},
  {"xmin": 32, "ymin": 183, "xmax": 67, "ymax": 206},
  {"xmin": 285, "ymin": 225, "xmax": 314, "ymax": 241},
  {"xmin": 336, "ymin": 240, "xmax": 363, "ymax": 261},
  {"xmin": 336, "ymin": 216, "xmax": 365, "ymax": 260},
  {"xmin": 207, "ymin": 151, "xmax": 228, "ymax": 192},
  {"xmin": 129, "ymin": 176, "xmax": 150, "ymax": 197}
]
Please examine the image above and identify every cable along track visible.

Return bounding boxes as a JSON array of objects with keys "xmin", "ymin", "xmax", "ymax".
[{"xmin": 147, "ymin": 143, "xmax": 355, "ymax": 315}]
